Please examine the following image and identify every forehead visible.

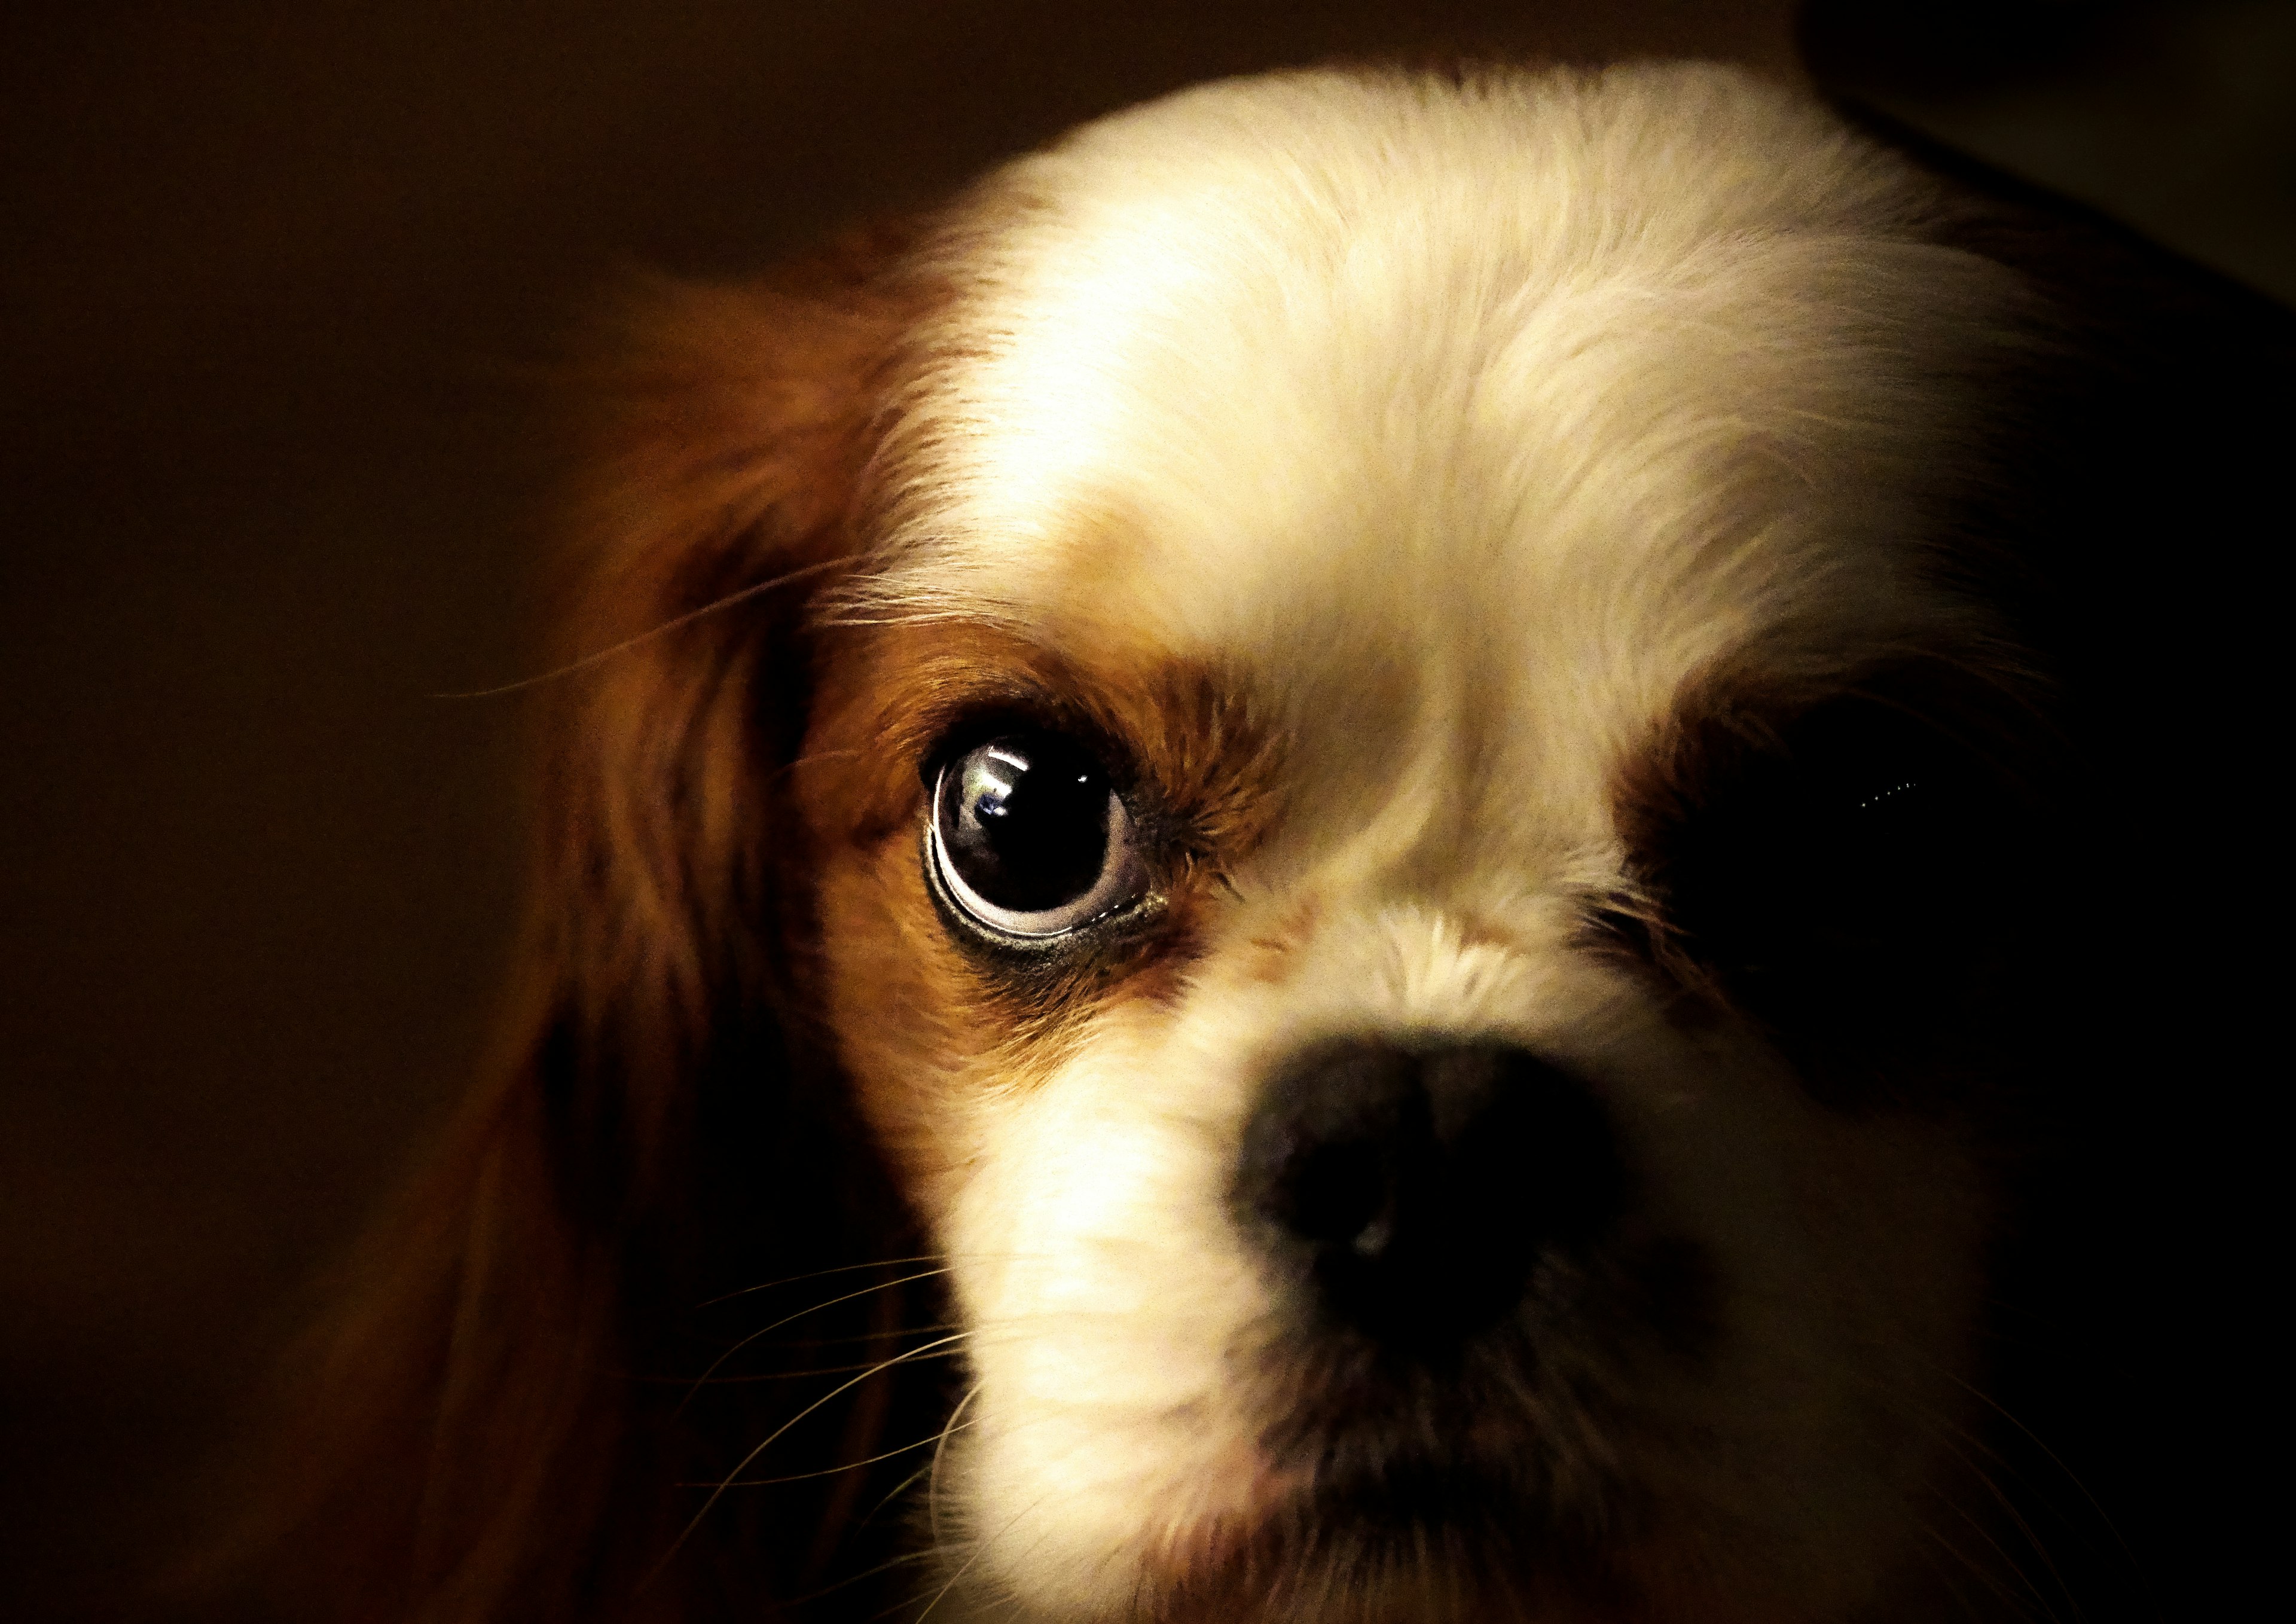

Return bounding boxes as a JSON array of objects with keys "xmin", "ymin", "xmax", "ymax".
[{"xmin": 857, "ymin": 66, "xmax": 2013, "ymax": 799}]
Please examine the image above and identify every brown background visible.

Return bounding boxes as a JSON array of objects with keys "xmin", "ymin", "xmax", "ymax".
[{"xmin": 4, "ymin": 2, "xmax": 2290, "ymax": 1618}]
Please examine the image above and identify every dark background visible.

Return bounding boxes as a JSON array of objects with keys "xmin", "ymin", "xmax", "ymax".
[{"xmin": 4, "ymin": 2, "xmax": 2290, "ymax": 1618}]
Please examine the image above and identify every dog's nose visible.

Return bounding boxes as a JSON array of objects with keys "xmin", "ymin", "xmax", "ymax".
[{"xmin": 1234, "ymin": 1037, "xmax": 1625, "ymax": 1349}]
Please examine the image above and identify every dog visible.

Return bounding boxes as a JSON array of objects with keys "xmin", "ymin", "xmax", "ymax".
[{"xmin": 252, "ymin": 59, "xmax": 2288, "ymax": 1624}]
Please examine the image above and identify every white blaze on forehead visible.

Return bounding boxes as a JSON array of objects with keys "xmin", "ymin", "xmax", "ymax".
[{"xmin": 867, "ymin": 62, "xmax": 2011, "ymax": 654}]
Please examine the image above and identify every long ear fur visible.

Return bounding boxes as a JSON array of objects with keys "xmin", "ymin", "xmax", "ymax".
[
  {"xmin": 251, "ymin": 222, "xmax": 946, "ymax": 1624},
  {"xmin": 1857, "ymin": 113, "xmax": 2296, "ymax": 1620}
]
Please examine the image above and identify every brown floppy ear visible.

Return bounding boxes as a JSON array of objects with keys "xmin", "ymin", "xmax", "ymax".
[
  {"xmin": 1841, "ymin": 109, "xmax": 2296, "ymax": 1622},
  {"xmin": 251, "ymin": 223, "xmax": 945, "ymax": 1624}
]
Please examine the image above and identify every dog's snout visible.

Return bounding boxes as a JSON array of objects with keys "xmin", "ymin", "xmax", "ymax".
[{"xmin": 1235, "ymin": 1037, "xmax": 1624, "ymax": 1348}]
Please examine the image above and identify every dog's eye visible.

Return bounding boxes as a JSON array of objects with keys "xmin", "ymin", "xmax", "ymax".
[
  {"xmin": 929, "ymin": 732, "xmax": 1147, "ymax": 938},
  {"xmin": 1655, "ymin": 694, "xmax": 2031, "ymax": 1037}
]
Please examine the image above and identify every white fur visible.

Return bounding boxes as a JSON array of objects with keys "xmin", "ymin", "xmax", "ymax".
[{"xmin": 838, "ymin": 62, "xmax": 2020, "ymax": 1621}]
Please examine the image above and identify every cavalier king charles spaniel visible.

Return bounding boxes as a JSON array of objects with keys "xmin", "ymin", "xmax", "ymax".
[{"xmin": 255, "ymin": 59, "xmax": 2286, "ymax": 1624}]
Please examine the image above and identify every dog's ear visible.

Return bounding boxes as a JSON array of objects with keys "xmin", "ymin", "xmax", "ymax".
[
  {"xmin": 1852, "ymin": 118, "xmax": 2296, "ymax": 1617},
  {"xmin": 249, "ymin": 223, "xmax": 942, "ymax": 1624}
]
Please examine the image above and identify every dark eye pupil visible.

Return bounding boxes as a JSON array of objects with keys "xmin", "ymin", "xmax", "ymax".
[{"xmin": 941, "ymin": 737, "xmax": 1113, "ymax": 912}]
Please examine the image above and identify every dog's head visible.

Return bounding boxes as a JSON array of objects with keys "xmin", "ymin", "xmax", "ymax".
[
  {"xmin": 802, "ymin": 64, "xmax": 2049, "ymax": 1622},
  {"xmin": 266, "ymin": 61, "xmax": 2282, "ymax": 1624}
]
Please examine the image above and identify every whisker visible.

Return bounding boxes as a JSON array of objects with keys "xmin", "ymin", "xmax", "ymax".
[
  {"xmin": 1913, "ymin": 1527, "xmax": 1990, "ymax": 1623},
  {"xmin": 1918, "ymin": 1411, "xmax": 2078, "ymax": 1617},
  {"xmin": 773, "ymin": 746, "xmax": 868, "ymax": 782},
  {"xmin": 1927, "ymin": 1357, "xmax": 2133, "ymax": 1567},
  {"xmin": 622, "ymin": 1322, "xmax": 967, "ymax": 1378},
  {"xmin": 780, "ymin": 1542, "xmax": 946, "ymax": 1610},
  {"xmin": 902, "ymin": 1544, "xmax": 985, "ymax": 1622},
  {"xmin": 679, "ymin": 1267, "xmax": 951, "ymax": 1415},
  {"xmin": 700, "ymin": 1256, "xmax": 952, "ymax": 1309},
  {"xmin": 1781, "ymin": 1332, "xmax": 2086, "ymax": 1619},
  {"xmin": 645, "ymin": 1332, "xmax": 972, "ymax": 1591},
  {"xmin": 1924, "ymin": 1448, "xmax": 2062, "ymax": 1619},
  {"xmin": 681, "ymin": 1415, "xmax": 977, "ymax": 1488},
  {"xmin": 927, "ymin": 1382, "xmax": 983, "ymax": 1553},
  {"xmin": 1849, "ymin": 1329, "xmax": 2132, "ymax": 1611},
  {"xmin": 1910, "ymin": 1516, "xmax": 2038, "ymax": 1624},
  {"xmin": 855, "ymin": 1460, "xmax": 943, "ymax": 1538},
  {"xmin": 430, "ymin": 554, "xmax": 857, "ymax": 700},
  {"xmin": 694, "ymin": 1248, "xmax": 1052, "ymax": 1315},
  {"xmin": 656, "ymin": 1341, "xmax": 967, "ymax": 1385},
  {"xmin": 908, "ymin": 1480, "xmax": 1065, "ymax": 1623}
]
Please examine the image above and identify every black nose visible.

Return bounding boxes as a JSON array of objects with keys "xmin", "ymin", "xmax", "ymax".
[{"xmin": 1234, "ymin": 1037, "xmax": 1625, "ymax": 1349}]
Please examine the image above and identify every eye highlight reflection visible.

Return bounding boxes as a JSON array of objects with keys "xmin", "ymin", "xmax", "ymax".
[{"xmin": 928, "ymin": 731, "xmax": 1148, "ymax": 938}]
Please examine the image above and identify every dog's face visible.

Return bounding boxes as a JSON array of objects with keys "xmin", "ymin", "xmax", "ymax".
[
  {"xmin": 251, "ymin": 49, "xmax": 2296, "ymax": 1624},
  {"xmin": 786, "ymin": 66, "xmax": 2047, "ymax": 1623},
  {"xmin": 276, "ymin": 59, "xmax": 2238, "ymax": 1624}
]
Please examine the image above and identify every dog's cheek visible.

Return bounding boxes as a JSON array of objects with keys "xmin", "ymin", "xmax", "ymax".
[
  {"xmin": 1628, "ymin": 1048, "xmax": 1995, "ymax": 1610},
  {"xmin": 933, "ymin": 1008, "xmax": 1285, "ymax": 1616},
  {"xmin": 811, "ymin": 822, "xmax": 988, "ymax": 1218}
]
